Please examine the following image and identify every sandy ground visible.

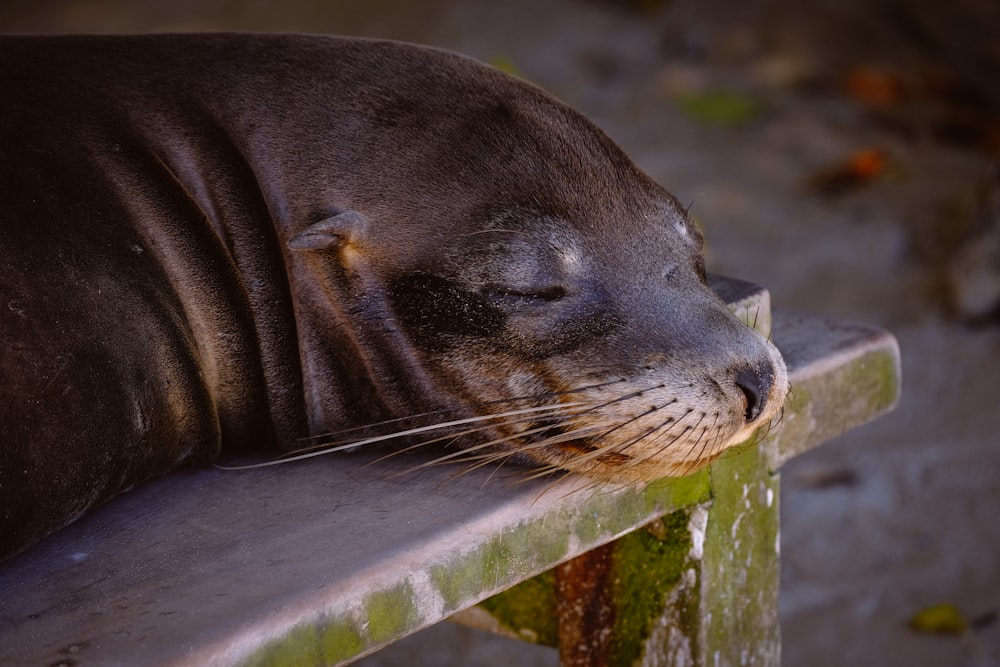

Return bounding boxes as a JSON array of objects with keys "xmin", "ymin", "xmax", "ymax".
[{"xmin": 3, "ymin": 1, "xmax": 998, "ymax": 665}]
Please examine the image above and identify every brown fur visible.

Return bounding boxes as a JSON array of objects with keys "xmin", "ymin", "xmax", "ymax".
[{"xmin": 0, "ymin": 34, "xmax": 785, "ymax": 561}]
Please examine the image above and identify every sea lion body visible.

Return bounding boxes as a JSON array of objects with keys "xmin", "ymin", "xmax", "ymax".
[{"xmin": 0, "ymin": 34, "xmax": 787, "ymax": 561}]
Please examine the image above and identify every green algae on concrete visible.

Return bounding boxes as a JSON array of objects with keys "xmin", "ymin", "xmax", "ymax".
[
  {"xmin": 639, "ymin": 466, "xmax": 713, "ymax": 519},
  {"xmin": 435, "ymin": 469, "xmax": 710, "ymax": 616},
  {"xmin": 365, "ymin": 583, "xmax": 423, "ymax": 645},
  {"xmin": 478, "ymin": 571, "xmax": 559, "ymax": 646},
  {"xmin": 242, "ymin": 614, "xmax": 370, "ymax": 667},
  {"xmin": 699, "ymin": 442, "xmax": 782, "ymax": 666},
  {"xmin": 472, "ymin": 507, "xmax": 705, "ymax": 663},
  {"xmin": 243, "ymin": 623, "xmax": 328, "ymax": 667},
  {"xmin": 770, "ymin": 343, "xmax": 901, "ymax": 468},
  {"xmin": 318, "ymin": 622, "xmax": 366, "ymax": 666},
  {"xmin": 466, "ymin": 444, "xmax": 783, "ymax": 665},
  {"xmin": 242, "ymin": 584, "xmax": 422, "ymax": 667},
  {"xmin": 430, "ymin": 519, "xmax": 570, "ymax": 614},
  {"xmin": 608, "ymin": 509, "xmax": 703, "ymax": 666},
  {"xmin": 465, "ymin": 479, "xmax": 712, "ymax": 660}
]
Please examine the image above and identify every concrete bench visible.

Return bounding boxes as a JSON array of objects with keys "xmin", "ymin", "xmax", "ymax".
[{"xmin": 0, "ymin": 277, "xmax": 900, "ymax": 666}]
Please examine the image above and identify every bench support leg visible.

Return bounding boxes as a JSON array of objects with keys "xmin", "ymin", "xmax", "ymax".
[{"xmin": 472, "ymin": 442, "xmax": 781, "ymax": 667}]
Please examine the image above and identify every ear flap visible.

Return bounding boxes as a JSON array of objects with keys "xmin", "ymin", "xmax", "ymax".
[{"xmin": 288, "ymin": 210, "xmax": 369, "ymax": 251}]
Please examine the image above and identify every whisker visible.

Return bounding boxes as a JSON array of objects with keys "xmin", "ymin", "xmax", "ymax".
[
  {"xmin": 508, "ymin": 396, "xmax": 692, "ymax": 478},
  {"xmin": 516, "ymin": 403, "xmax": 655, "ymax": 470},
  {"xmin": 518, "ymin": 463, "xmax": 575, "ymax": 486},
  {"xmin": 684, "ymin": 424, "xmax": 714, "ymax": 467},
  {"xmin": 587, "ymin": 383, "xmax": 668, "ymax": 411},
  {"xmin": 367, "ymin": 424, "xmax": 500, "ymax": 464},
  {"xmin": 460, "ymin": 425, "xmax": 611, "ymax": 470},
  {"xmin": 430, "ymin": 422, "xmax": 619, "ymax": 480},
  {"xmin": 639, "ymin": 410, "xmax": 697, "ymax": 463},
  {"xmin": 299, "ymin": 402, "xmax": 588, "ymax": 461},
  {"xmin": 364, "ymin": 402, "xmax": 593, "ymax": 464},
  {"xmin": 400, "ymin": 422, "xmax": 608, "ymax": 475},
  {"xmin": 512, "ymin": 418, "xmax": 636, "ymax": 479},
  {"xmin": 214, "ymin": 402, "xmax": 587, "ymax": 470},
  {"xmin": 480, "ymin": 453, "xmax": 516, "ymax": 487},
  {"xmin": 297, "ymin": 377, "xmax": 630, "ymax": 444},
  {"xmin": 525, "ymin": 415, "xmax": 653, "ymax": 473},
  {"xmin": 393, "ymin": 430, "xmax": 602, "ymax": 489},
  {"xmin": 514, "ymin": 383, "xmax": 679, "ymax": 464},
  {"xmin": 372, "ymin": 381, "xmax": 672, "ymax": 475},
  {"xmin": 757, "ymin": 403, "xmax": 786, "ymax": 441},
  {"xmin": 678, "ymin": 413, "xmax": 710, "ymax": 461},
  {"xmin": 612, "ymin": 403, "xmax": 683, "ymax": 456}
]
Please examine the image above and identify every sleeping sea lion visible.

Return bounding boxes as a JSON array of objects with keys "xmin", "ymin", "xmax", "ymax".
[{"xmin": 0, "ymin": 33, "xmax": 787, "ymax": 561}]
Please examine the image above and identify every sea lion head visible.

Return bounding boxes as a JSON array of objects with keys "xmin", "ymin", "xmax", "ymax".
[{"xmin": 286, "ymin": 41, "xmax": 788, "ymax": 482}]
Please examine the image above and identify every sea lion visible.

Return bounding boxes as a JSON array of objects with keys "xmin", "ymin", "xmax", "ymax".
[{"xmin": 0, "ymin": 33, "xmax": 787, "ymax": 562}]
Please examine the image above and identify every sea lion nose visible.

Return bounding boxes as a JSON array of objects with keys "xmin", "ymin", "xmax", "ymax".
[{"xmin": 734, "ymin": 366, "xmax": 773, "ymax": 422}]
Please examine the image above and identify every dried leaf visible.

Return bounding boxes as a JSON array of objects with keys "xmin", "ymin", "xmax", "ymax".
[
  {"xmin": 843, "ymin": 66, "xmax": 906, "ymax": 109},
  {"xmin": 807, "ymin": 148, "xmax": 889, "ymax": 196}
]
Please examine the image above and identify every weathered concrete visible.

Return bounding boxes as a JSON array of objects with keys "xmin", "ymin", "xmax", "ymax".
[
  {"xmin": 453, "ymin": 307, "xmax": 898, "ymax": 667},
  {"xmin": 0, "ymin": 277, "xmax": 899, "ymax": 666}
]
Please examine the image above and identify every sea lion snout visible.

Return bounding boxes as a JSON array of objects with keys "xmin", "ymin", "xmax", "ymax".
[{"xmin": 360, "ymin": 197, "xmax": 789, "ymax": 483}]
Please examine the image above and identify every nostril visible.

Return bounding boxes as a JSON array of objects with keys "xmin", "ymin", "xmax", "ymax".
[{"xmin": 735, "ymin": 367, "xmax": 772, "ymax": 422}]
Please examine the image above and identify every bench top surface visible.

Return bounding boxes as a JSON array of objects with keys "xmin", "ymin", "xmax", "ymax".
[{"xmin": 0, "ymin": 281, "xmax": 900, "ymax": 667}]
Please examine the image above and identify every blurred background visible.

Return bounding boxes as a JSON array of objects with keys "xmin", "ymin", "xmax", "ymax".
[{"xmin": 3, "ymin": 1, "xmax": 998, "ymax": 665}]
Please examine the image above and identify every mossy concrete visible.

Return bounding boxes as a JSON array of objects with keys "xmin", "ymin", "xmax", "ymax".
[
  {"xmin": 464, "ymin": 442, "xmax": 780, "ymax": 667},
  {"xmin": 235, "ymin": 464, "xmax": 712, "ymax": 666},
  {"xmin": 461, "ymin": 313, "xmax": 899, "ymax": 666},
  {"xmin": 698, "ymin": 441, "xmax": 781, "ymax": 666},
  {"xmin": 0, "ymin": 307, "xmax": 900, "ymax": 667},
  {"xmin": 477, "ymin": 572, "xmax": 559, "ymax": 645},
  {"xmin": 474, "ymin": 507, "xmax": 702, "ymax": 663},
  {"xmin": 767, "ymin": 312, "xmax": 902, "ymax": 469},
  {"xmin": 243, "ymin": 585, "xmax": 422, "ymax": 667},
  {"xmin": 430, "ymin": 468, "xmax": 712, "ymax": 615}
]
